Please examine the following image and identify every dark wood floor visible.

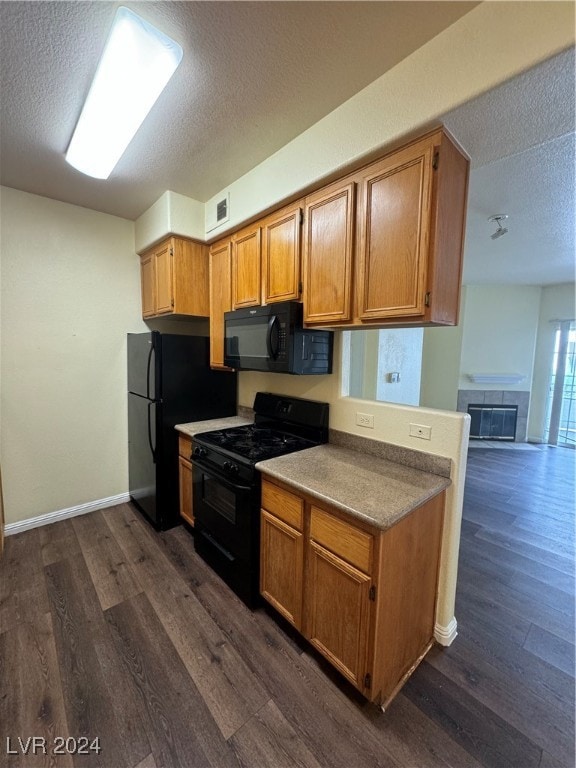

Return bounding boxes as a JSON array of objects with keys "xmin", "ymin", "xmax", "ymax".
[{"xmin": 1, "ymin": 446, "xmax": 574, "ymax": 768}]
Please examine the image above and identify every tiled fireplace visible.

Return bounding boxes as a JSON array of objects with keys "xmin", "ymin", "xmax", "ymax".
[{"xmin": 457, "ymin": 390, "xmax": 530, "ymax": 442}]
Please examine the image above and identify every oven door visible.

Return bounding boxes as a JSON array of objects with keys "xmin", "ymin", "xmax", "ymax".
[{"xmin": 192, "ymin": 459, "xmax": 261, "ymax": 604}]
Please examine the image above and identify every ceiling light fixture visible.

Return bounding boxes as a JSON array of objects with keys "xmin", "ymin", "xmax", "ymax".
[
  {"xmin": 488, "ymin": 214, "xmax": 509, "ymax": 240},
  {"xmin": 65, "ymin": 7, "xmax": 183, "ymax": 180}
]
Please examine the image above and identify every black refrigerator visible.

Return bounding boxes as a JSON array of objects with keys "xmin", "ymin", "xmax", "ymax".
[{"xmin": 127, "ymin": 332, "xmax": 237, "ymax": 530}]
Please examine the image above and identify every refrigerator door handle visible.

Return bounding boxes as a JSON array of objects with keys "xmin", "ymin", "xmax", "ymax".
[
  {"xmin": 147, "ymin": 401, "xmax": 157, "ymax": 463},
  {"xmin": 146, "ymin": 341, "xmax": 155, "ymax": 400}
]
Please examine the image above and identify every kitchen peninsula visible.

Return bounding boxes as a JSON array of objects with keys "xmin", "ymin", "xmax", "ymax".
[{"xmin": 176, "ymin": 414, "xmax": 451, "ymax": 708}]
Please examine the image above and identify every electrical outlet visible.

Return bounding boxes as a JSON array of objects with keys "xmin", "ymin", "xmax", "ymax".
[
  {"xmin": 410, "ymin": 423, "xmax": 432, "ymax": 440},
  {"xmin": 356, "ymin": 412, "xmax": 374, "ymax": 429}
]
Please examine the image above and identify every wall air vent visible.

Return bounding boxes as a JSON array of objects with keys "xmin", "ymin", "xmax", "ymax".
[
  {"xmin": 206, "ymin": 191, "xmax": 230, "ymax": 232},
  {"xmin": 216, "ymin": 198, "xmax": 227, "ymax": 222}
]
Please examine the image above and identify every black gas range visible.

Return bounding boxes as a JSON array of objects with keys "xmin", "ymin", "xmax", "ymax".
[{"xmin": 191, "ymin": 392, "xmax": 329, "ymax": 606}]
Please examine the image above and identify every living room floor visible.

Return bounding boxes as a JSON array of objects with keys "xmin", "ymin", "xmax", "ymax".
[{"xmin": 1, "ymin": 445, "xmax": 574, "ymax": 768}]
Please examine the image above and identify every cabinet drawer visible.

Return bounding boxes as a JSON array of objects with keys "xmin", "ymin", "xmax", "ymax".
[
  {"xmin": 310, "ymin": 506, "xmax": 373, "ymax": 574},
  {"xmin": 262, "ymin": 480, "xmax": 304, "ymax": 531},
  {"xmin": 178, "ymin": 434, "xmax": 193, "ymax": 460}
]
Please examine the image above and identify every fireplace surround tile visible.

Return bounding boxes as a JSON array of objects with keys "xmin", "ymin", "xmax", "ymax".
[{"xmin": 457, "ymin": 389, "xmax": 530, "ymax": 441}]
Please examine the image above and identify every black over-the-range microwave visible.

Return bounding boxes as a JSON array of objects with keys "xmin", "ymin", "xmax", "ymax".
[{"xmin": 224, "ymin": 300, "xmax": 333, "ymax": 374}]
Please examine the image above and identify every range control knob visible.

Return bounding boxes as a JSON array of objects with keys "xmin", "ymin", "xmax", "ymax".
[
  {"xmin": 192, "ymin": 446, "xmax": 206, "ymax": 458},
  {"xmin": 223, "ymin": 461, "xmax": 239, "ymax": 475}
]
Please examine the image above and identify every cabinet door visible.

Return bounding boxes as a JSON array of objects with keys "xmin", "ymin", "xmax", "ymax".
[
  {"xmin": 306, "ymin": 540, "xmax": 372, "ymax": 690},
  {"xmin": 179, "ymin": 455, "xmax": 194, "ymax": 527},
  {"xmin": 302, "ymin": 181, "xmax": 355, "ymax": 324},
  {"xmin": 209, "ymin": 239, "xmax": 233, "ymax": 369},
  {"xmin": 154, "ymin": 241, "xmax": 174, "ymax": 315},
  {"xmin": 357, "ymin": 139, "xmax": 434, "ymax": 320},
  {"xmin": 262, "ymin": 205, "xmax": 301, "ymax": 304},
  {"xmin": 172, "ymin": 239, "xmax": 210, "ymax": 317},
  {"xmin": 232, "ymin": 226, "xmax": 261, "ymax": 308},
  {"xmin": 260, "ymin": 509, "xmax": 304, "ymax": 629},
  {"xmin": 140, "ymin": 253, "xmax": 156, "ymax": 318}
]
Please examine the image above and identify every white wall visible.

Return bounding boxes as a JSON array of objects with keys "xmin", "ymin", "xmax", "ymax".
[
  {"xmin": 420, "ymin": 325, "xmax": 466, "ymax": 411},
  {"xmin": 458, "ymin": 285, "xmax": 542, "ymax": 391},
  {"xmin": 0, "ymin": 187, "xmax": 146, "ymax": 525},
  {"xmin": 529, "ymin": 283, "xmax": 576, "ymax": 441},
  {"xmin": 135, "ymin": 191, "xmax": 204, "ymax": 254}
]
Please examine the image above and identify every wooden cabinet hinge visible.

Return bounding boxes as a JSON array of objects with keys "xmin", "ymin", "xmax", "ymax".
[
  {"xmin": 298, "ymin": 281, "xmax": 303, "ymax": 296},
  {"xmin": 424, "ymin": 292, "xmax": 431, "ymax": 307},
  {"xmin": 170, "ymin": 247, "xmax": 174, "ymax": 256},
  {"xmin": 369, "ymin": 585, "xmax": 376, "ymax": 601},
  {"xmin": 299, "ymin": 210, "xmax": 304, "ymax": 226},
  {"xmin": 432, "ymin": 151, "xmax": 439, "ymax": 170},
  {"xmin": 364, "ymin": 673, "xmax": 372, "ymax": 689}
]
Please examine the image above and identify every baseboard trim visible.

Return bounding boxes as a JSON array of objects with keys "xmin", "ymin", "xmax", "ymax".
[
  {"xmin": 4, "ymin": 492, "xmax": 131, "ymax": 536},
  {"xmin": 434, "ymin": 617, "xmax": 458, "ymax": 646}
]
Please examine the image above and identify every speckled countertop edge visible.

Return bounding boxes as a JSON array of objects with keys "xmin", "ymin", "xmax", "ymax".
[
  {"xmin": 175, "ymin": 415, "xmax": 252, "ymax": 438},
  {"xmin": 257, "ymin": 444, "xmax": 450, "ymax": 531}
]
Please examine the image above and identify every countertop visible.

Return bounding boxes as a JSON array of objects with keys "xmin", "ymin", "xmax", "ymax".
[
  {"xmin": 257, "ymin": 444, "xmax": 450, "ymax": 531},
  {"xmin": 175, "ymin": 416, "xmax": 252, "ymax": 438},
  {"xmin": 175, "ymin": 417, "xmax": 450, "ymax": 530}
]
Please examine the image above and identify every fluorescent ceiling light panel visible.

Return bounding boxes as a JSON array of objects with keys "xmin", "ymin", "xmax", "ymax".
[{"xmin": 65, "ymin": 7, "xmax": 183, "ymax": 179}]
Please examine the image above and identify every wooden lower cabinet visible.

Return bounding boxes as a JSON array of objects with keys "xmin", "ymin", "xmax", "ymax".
[
  {"xmin": 260, "ymin": 510, "xmax": 304, "ymax": 629},
  {"xmin": 260, "ymin": 476, "xmax": 445, "ymax": 707},
  {"xmin": 260, "ymin": 479, "xmax": 304, "ymax": 628},
  {"xmin": 307, "ymin": 540, "xmax": 372, "ymax": 689},
  {"xmin": 178, "ymin": 435, "xmax": 194, "ymax": 527}
]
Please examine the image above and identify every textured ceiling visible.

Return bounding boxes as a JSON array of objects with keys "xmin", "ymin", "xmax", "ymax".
[
  {"xmin": 442, "ymin": 48, "xmax": 575, "ymax": 286},
  {"xmin": 0, "ymin": 0, "xmax": 476, "ymax": 218},
  {"xmin": 0, "ymin": 1, "xmax": 574, "ymax": 287}
]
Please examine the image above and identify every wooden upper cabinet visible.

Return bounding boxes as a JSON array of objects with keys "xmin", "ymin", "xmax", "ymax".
[
  {"xmin": 232, "ymin": 225, "xmax": 261, "ymax": 309},
  {"xmin": 138, "ymin": 236, "xmax": 209, "ymax": 319},
  {"xmin": 154, "ymin": 241, "xmax": 174, "ymax": 314},
  {"xmin": 261, "ymin": 203, "xmax": 302, "ymax": 304},
  {"xmin": 301, "ymin": 128, "xmax": 468, "ymax": 328},
  {"xmin": 302, "ymin": 179, "xmax": 355, "ymax": 324},
  {"xmin": 140, "ymin": 253, "xmax": 156, "ymax": 318},
  {"xmin": 209, "ymin": 237, "xmax": 233, "ymax": 369},
  {"xmin": 357, "ymin": 138, "xmax": 434, "ymax": 320}
]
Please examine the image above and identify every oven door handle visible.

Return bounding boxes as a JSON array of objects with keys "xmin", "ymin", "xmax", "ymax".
[{"xmin": 192, "ymin": 460, "xmax": 252, "ymax": 493}]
